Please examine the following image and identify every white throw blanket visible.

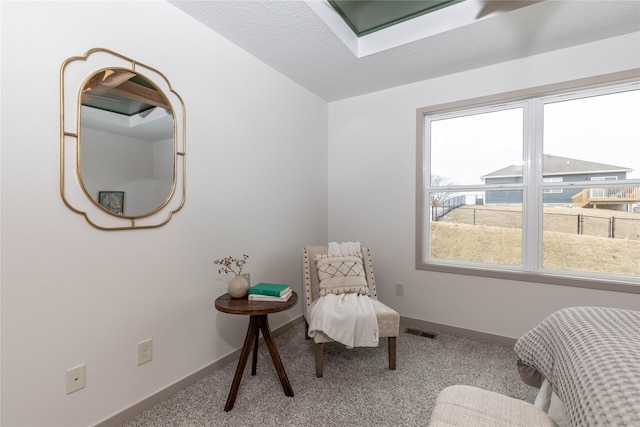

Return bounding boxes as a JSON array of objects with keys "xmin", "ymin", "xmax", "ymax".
[
  {"xmin": 308, "ymin": 293, "xmax": 379, "ymax": 349},
  {"xmin": 328, "ymin": 241, "xmax": 361, "ymax": 257}
]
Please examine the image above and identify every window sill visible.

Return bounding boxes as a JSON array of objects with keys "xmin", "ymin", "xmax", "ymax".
[{"xmin": 417, "ymin": 262, "xmax": 640, "ymax": 294}]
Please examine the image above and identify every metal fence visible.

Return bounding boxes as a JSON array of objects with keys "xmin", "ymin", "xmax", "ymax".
[
  {"xmin": 436, "ymin": 206, "xmax": 640, "ymax": 241},
  {"xmin": 431, "ymin": 196, "xmax": 466, "ymax": 221},
  {"xmin": 576, "ymin": 214, "xmax": 639, "ymax": 239}
]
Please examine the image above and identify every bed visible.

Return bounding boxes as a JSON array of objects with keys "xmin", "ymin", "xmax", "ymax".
[{"xmin": 514, "ymin": 306, "xmax": 640, "ymax": 427}]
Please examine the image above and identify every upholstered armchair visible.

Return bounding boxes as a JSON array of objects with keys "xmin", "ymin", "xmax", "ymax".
[{"xmin": 303, "ymin": 245, "xmax": 399, "ymax": 377}]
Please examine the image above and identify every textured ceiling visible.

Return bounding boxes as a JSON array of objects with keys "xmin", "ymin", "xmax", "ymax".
[{"xmin": 168, "ymin": 0, "xmax": 640, "ymax": 102}]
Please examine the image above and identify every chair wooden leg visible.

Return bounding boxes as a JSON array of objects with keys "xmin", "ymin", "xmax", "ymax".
[
  {"xmin": 305, "ymin": 320, "xmax": 310, "ymax": 340},
  {"xmin": 315, "ymin": 342, "xmax": 324, "ymax": 377},
  {"xmin": 388, "ymin": 337, "xmax": 397, "ymax": 370}
]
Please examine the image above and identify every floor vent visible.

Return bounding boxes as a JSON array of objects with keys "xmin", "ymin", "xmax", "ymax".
[{"xmin": 404, "ymin": 328, "xmax": 438, "ymax": 339}]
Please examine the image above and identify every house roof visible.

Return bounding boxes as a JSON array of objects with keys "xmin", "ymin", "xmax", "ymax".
[{"xmin": 481, "ymin": 155, "xmax": 633, "ymax": 180}]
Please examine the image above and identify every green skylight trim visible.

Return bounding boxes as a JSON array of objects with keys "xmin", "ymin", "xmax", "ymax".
[
  {"xmin": 328, "ymin": 0, "xmax": 465, "ymax": 37},
  {"xmin": 82, "ymin": 96, "xmax": 155, "ymax": 117}
]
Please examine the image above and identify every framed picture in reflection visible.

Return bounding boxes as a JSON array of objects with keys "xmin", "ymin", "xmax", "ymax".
[{"xmin": 98, "ymin": 191, "xmax": 124, "ymax": 215}]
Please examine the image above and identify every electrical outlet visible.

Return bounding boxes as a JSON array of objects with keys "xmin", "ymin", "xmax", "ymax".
[
  {"xmin": 395, "ymin": 283, "xmax": 404, "ymax": 297},
  {"xmin": 241, "ymin": 273, "xmax": 250, "ymax": 284},
  {"xmin": 66, "ymin": 364, "xmax": 86, "ymax": 394},
  {"xmin": 137, "ymin": 338, "xmax": 153, "ymax": 366}
]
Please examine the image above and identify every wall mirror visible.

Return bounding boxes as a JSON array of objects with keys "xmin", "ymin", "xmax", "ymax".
[{"xmin": 60, "ymin": 48, "xmax": 185, "ymax": 230}]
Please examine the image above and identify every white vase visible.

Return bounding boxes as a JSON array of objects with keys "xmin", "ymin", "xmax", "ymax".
[{"xmin": 228, "ymin": 275, "xmax": 250, "ymax": 298}]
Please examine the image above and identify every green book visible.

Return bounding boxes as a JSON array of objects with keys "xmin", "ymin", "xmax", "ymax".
[{"xmin": 248, "ymin": 282, "xmax": 290, "ymax": 297}]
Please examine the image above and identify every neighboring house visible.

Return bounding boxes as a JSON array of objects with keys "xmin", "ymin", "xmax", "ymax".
[{"xmin": 481, "ymin": 154, "xmax": 633, "ymax": 205}]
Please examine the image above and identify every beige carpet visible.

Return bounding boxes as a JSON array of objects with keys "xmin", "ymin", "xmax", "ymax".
[{"xmin": 120, "ymin": 321, "xmax": 537, "ymax": 426}]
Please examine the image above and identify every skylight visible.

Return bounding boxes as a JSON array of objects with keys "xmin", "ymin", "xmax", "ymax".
[
  {"xmin": 305, "ymin": 0, "xmax": 540, "ymax": 58},
  {"xmin": 327, "ymin": 0, "xmax": 463, "ymax": 37}
]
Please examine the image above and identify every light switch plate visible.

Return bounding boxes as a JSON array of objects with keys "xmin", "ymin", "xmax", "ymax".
[{"xmin": 395, "ymin": 283, "xmax": 404, "ymax": 297}]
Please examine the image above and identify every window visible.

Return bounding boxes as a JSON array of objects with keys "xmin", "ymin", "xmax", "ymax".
[
  {"xmin": 543, "ymin": 177, "xmax": 562, "ymax": 194},
  {"xmin": 417, "ymin": 80, "xmax": 640, "ymax": 292}
]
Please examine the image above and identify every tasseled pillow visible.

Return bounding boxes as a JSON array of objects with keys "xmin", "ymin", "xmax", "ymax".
[{"xmin": 314, "ymin": 253, "xmax": 370, "ymax": 296}]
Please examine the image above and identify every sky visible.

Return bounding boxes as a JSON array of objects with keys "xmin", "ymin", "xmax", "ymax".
[
  {"xmin": 429, "ymin": 87, "xmax": 640, "ymax": 185},
  {"xmin": 544, "ymin": 89, "xmax": 639, "ymax": 179}
]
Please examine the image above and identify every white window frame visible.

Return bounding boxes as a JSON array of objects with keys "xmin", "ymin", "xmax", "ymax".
[
  {"xmin": 543, "ymin": 177, "xmax": 563, "ymax": 193},
  {"xmin": 416, "ymin": 71, "xmax": 640, "ymax": 294}
]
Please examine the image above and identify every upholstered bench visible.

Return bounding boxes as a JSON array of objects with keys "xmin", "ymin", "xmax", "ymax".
[{"xmin": 429, "ymin": 385, "xmax": 557, "ymax": 427}]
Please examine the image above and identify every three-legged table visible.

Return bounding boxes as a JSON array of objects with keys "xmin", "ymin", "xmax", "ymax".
[{"xmin": 214, "ymin": 291, "xmax": 297, "ymax": 411}]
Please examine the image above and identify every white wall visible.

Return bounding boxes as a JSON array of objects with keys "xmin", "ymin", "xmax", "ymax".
[
  {"xmin": 81, "ymin": 128, "xmax": 170, "ymax": 216},
  {"xmin": 0, "ymin": 2, "xmax": 327, "ymax": 426},
  {"xmin": 328, "ymin": 33, "xmax": 640, "ymax": 338}
]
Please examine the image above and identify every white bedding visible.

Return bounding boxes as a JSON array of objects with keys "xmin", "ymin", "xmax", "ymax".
[{"xmin": 515, "ymin": 307, "xmax": 640, "ymax": 427}]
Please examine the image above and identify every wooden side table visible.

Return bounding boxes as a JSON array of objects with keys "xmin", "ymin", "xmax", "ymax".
[{"xmin": 214, "ymin": 291, "xmax": 297, "ymax": 411}]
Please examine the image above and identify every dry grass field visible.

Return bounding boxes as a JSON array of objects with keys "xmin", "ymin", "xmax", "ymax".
[{"xmin": 431, "ymin": 205, "xmax": 640, "ymax": 276}]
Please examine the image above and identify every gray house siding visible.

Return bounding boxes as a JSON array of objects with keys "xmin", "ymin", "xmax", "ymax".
[
  {"xmin": 484, "ymin": 176, "xmax": 522, "ymax": 204},
  {"xmin": 484, "ymin": 171, "xmax": 628, "ymax": 204}
]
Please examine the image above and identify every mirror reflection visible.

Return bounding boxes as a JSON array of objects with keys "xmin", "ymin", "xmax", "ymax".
[{"xmin": 79, "ymin": 69, "xmax": 175, "ymax": 217}]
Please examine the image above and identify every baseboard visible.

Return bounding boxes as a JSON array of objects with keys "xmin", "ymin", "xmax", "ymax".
[
  {"xmin": 93, "ymin": 315, "xmax": 305, "ymax": 427},
  {"xmin": 400, "ymin": 316, "xmax": 517, "ymax": 346}
]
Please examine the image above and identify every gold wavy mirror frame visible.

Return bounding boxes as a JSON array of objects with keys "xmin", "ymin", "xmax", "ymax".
[{"xmin": 60, "ymin": 48, "xmax": 186, "ymax": 230}]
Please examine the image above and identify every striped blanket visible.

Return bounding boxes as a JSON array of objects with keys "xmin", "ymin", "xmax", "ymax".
[{"xmin": 514, "ymin": 307, "xmax": 640, "ymax": 427}]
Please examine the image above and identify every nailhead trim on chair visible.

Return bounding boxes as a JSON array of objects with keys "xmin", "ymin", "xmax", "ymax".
[
  {"xmin": 304, "ymin": 249, "xmax": 311, "ymax": 306},
  {"xmin": 364, "ymin": 250, "xmax": 377, "ymax": 298}
]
